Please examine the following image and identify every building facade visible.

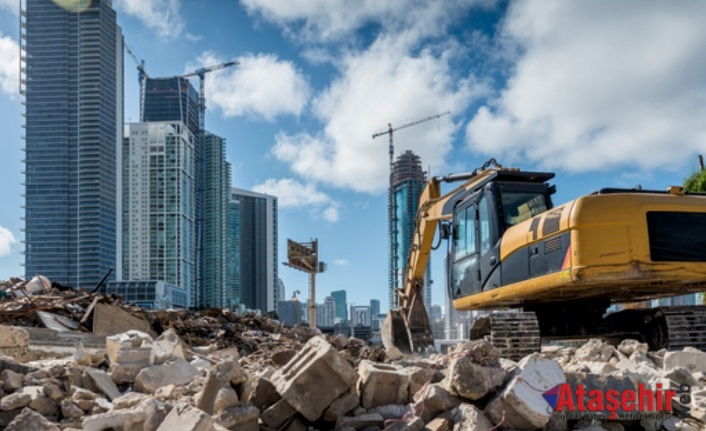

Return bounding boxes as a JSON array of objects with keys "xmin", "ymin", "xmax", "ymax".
[
  {"xmin": 201, "ymin": 133, "xmax": 231, "ymax": 308},
  {"xmin": 370, "ymin": 299, "xmax": 381, "ymax": 330},
  {"xmin": 350, "ymin": 305, "xmax": 372, "ymax": 327},
  {"xmin": 278, "ymin": 300, "xmax": 305, "ymax": 326},
  {"xmin": 22, "ymin": 0, "xmax": 123, "ymax": 287},
  {"xmin": 105, "ymin": 280, "xmax": 187, "ymax": 309},
  {"xmin": 122, "ymin": 122, "xmax": 196, "ymax": 303},
  {"xmin": 331, "ymin": 290, "xmax": 347, "ymax": 323},
  {"xmin": 229, "ymin": 188, "xmax": 278, "ymax": 312},
  {"xmin": 388, "ymin": 150, "xmax": 431, "ymax": 310},
  {"xmin": 317, "ymin": 296, "xmax": 336, "ymax": 327}
]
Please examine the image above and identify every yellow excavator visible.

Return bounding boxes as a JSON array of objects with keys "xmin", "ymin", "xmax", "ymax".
[{"xmin": 382, "ymin": 159, "xmax": 706, "ymax": 359}]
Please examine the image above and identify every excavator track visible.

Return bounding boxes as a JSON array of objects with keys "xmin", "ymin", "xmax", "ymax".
[
  {"xmin": 658, "ymin": 306, "xmax": 706, "ymax": 351},
  {"xmin": 470, "ymin": 312, "xmax": 541, "ymax": 361}
]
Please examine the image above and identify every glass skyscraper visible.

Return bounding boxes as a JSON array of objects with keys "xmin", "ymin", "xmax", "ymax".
[
  {"xmin": 228, "ymin": 188, "xmax": 278, "ymax": 312},
  {"xmin": 331, "ymin": 289, "xmax": 347, "ymax": 323},
  {"xmin": 202, "ymin": 133, "xmax": 231, "ymax": 308},
  {"xmin": 388, "ymin": 150, "xmax": 431, "ymax": 310},
  {"xmin": 22, "ymin": 0, "xmax": 123, "ymax": 287}
]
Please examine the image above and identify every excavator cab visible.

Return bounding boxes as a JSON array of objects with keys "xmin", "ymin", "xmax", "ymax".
[{"xmin": 447, "ymin": 172, "xmax": 555, "ymax": 301}]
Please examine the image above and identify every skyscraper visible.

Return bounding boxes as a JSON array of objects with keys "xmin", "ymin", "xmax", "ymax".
[
  {"xmin": 229, "ymin": 188, "xmax": 278, "ymax": 312},
  {"xmin": 201, "ymin": 133, "xmax": 231, "ymax": 308},
  {"xmin": 122, "ymin": 122, "xmax": 196, "ymax": 300},
  {"xmin": 331, "ymin": 290, "xmax": 347, "ymax": 323},
  {"xmin": 388, "ymin": 150, "xmax": 431, "ymax": 310},
  {"xmin": 370, "ymin": 299, "xmax": 381, "ymax": 330},
  {"xmin": 142, "ymin": 77, "xmax": 199, "ymax": 136},
  {"xmin": 22, "ymin": 0, "xmax": 123, "ymax": 287}
]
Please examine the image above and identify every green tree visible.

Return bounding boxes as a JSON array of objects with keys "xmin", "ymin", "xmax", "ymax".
[{"xmin": 684, "ymin": 163, "xmax": 706, "ymax": 192}]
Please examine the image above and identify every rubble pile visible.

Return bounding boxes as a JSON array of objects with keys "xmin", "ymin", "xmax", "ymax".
[
  {"xmin": 0, "ymin": 278, "xmax": 705, "ymax": 430},
  {"xmin": 0, "ymin": 324, "xmax": 702, "ymax": 430}
]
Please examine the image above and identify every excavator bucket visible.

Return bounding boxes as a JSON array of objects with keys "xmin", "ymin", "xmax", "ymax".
[{"xmin": 381, "ymin": 295, "xmax": 434, "ymax": 353}]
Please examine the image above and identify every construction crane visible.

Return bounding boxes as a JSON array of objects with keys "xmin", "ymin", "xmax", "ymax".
[
  {"xmin": 124, "ymin": 42, "xmax": 149, "ymax": 82},
  {"xmin": 178, "ymin": 60, "xmax": 239, "ymax": 138},
  {"xmin": 372, "ymin": 111, "xmax": 451, "ymax": 178}
]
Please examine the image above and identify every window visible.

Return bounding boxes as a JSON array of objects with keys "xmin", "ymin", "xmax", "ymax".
[
  {"xmin": 501, "ymin": 192, "xmax": 547, "ymax": 226},
  {"xmin": 454, "ymin": 205, "xmax": 477, "ymax": 260}
]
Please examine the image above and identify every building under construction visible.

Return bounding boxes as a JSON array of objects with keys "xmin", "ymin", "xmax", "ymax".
[{"xmin": 388, "ymin": 150, "xmax": 432, "ymax": 311}]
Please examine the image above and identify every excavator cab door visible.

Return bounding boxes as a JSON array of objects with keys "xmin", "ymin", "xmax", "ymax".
[{"xmin": 449, "ymin": 187, "xmax": 502, "ymax": 299}]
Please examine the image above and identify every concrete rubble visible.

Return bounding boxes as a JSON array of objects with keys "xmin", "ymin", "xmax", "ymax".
[{"xmin": 0, "ymin": 278, "xmax": 704, "ymax": 430}]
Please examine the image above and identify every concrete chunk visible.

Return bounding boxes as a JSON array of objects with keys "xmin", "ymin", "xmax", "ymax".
[
  {"xmin": 261, "ymin": 398, "xmax": 297, "ymax": 429},
  {"xmin": 423, "ymin": 418, "xmax": 450, "ymax": 431},
  {"xmin": 412, "ymin": 384, "xmax": 460, "ymax": 423},
  {"xmin": 336, "ymin": 412, "xmax": 384, "ymax": 430},
  {"xmin": 664, "ymin": 349, "xmax": 706, "ymax": 373},
  {"xmin": 155, "ymin": 402, "xmax": 214, "ymax": 431},
  {"xmin": 106, "ymin": 330, "xmax": 154, "ymax": 383},
  {"xmin": 5, "ymin": 407, "xmax": 59, "ymax": 431},
  {"xmin": 323, "ymin": 389, "xmax": 360, "ymax": 422},
  {"xmin": 0, "ymin": 369, "xmax": 23, "ymax": 392},
  {"xmin": 134, "ymin": 358, "xmax": 200, "ymax": 394},
  {"xmin": 271, "ymin": 336, "xmax": 358, "ymax": 421},
  {"xmin": 0, "ymin": 391, "xmax": 31, "ymax": 411},
  {"xmin": 243, "ymin": 374, "xmax": 281, "ymax": 411},
  {"xmin": 85, "ymin": 367, "xmax": 122, "ymax": 401},
  {"xmin": 82, "ymin": 409, "xmax": 147, "ymax": 431},
  {"xmin": 450, "ymin": 404, "xmax": 493, "ymax": 431},
  {"xmin": 485, "ymin": 354, "xmax": 565, "ymax": 430},
  {"xmin": 214, "ymin": 405, "xmax": 259, "ymax": 431},
  {"xmin": 358, "ymin": 360, "xmax": 409, "ymax": 409},
  {"xmin": 152, "ymin": 329, "xmax": 191, "ymax": 364},
  {"xmin": 383, "ymin": 417, "xmax": 424, "ymax": 431}
]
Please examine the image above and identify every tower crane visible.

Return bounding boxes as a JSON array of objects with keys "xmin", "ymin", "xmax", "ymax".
[
  {"xmin": 177, "ymin": 60, "xmax": 239, "ymax": 137},
  {"xmin": 372, "ymin": 111, "xmax": 451, "ymax": 175},
  {"xmin": 124, "ymin": 42, "xmax": 150, "ymax": 82}
]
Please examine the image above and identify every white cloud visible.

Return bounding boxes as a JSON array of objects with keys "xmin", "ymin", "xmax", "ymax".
[
  {"xmin": 0, "ymin": 0, "xmax": 17, "ymax": 14},
  {"xmin": 332, "ymin": 258, "xmax": 349, "ymax": 267},
  {"xmin": 272, "ymin": 35, "xmax": 488, "ymax": 193},
  {"xmin": 466, "ymin": 1, "xmax": 706, "ymax": 173},
  {"xmin": 241, "ymin": 0, "xmax": 493, "ymax": 43},
  {"xmin": 190, "ymin": 52, "xmax": 309, "ymax": 121},
  {"xmin": 0, "ymin": 226, "xmax": 17, "ymax": 257},
  {"xmin": 0, "ymin": 33, "xmax": 19, "ymax": 97},
  {"xmin": 114, "ymin": 0, "xmax": 184, "ymax": 40},
  {"xmin": 252, "ymin": 178, "xmax": 341, "ymax": 222}
]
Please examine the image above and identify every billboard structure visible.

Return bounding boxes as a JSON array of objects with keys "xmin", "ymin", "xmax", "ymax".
[{"xmin": 285, "ymin": 239, "xmax": 326, "ymax": 327}]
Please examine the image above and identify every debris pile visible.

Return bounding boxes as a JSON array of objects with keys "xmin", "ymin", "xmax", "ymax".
[{"xmin": 0, "ymin": 278, "xmax": 704, "ymax": 430}]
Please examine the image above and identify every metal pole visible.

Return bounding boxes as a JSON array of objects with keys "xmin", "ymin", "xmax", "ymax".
[{"xmin": 309, "ymin": 271, "xmax": 316, "ymax": 328}]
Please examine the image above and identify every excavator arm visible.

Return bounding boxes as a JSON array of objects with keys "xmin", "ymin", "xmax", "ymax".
[{"xmin": 381, "ymin": 160, "xmax": 506, "ymax": 352}]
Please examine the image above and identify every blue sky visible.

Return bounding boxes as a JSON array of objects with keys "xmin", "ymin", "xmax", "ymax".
[{"xmin": 0, "ymin": 1, "xmax": 705, "ymax": 312}]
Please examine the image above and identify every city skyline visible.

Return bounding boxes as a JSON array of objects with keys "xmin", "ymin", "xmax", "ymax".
[{"xmin": 1, "ymin": 2, "xmax": 706, "ymax": 313}]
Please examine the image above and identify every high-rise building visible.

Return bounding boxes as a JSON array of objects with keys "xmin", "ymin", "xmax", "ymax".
[
  {"xmin": 331, "ymin": 290, "xmax": 347, "ymax": 323},
  {"xmin": 370, "ymin": 299, "xmax": 381, "ymax": 330},
  {"xmin": 140, "ymin": 76, "xmax": 202, "ymax": 307},
  {"xmin": 388, "ymin": 150, "xmax": 431, "ymax": 310},
  {"xmin": 350, "ymin": 305, "xmax": 372, "ymax": 327},
  {"xmin": 201, "ymin": 133, "xmax": 231, "ymax": 308},
  {"xmin": 122, "ymin": 122, "xmax": 197, "ymax": 302},
  {"xmin": 22, "ymin": 0, "xmax": 123, "ymax": 287},
  {"xmin": 278, "ymin": 300, "xmax": 304, "ymax": 326},
  {"xmin": 317, "ymin": 296, "xmax": 335, "ymax": 327},
  {"xmin": 229, "ymin": 188, "xmax": 278, "ymax": 312}
]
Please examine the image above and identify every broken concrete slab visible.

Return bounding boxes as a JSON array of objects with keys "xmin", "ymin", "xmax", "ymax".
[
  {"xmin": 84, "ymin": 367, "xmax": 122, "ymax": 401},
  {"xmin": 134, "ymin": 358, "xmax": 200, "ymax": 394},
  {"xmin": 242, "ymin": 374, "xmax": 280, "ymax": 411},
  {"xmin": 82, "ymin": 408, "xmax": 147, "ymax": 431},
  {"xmin": 4, "ymin": 407, "xmax": 59, "ymax": 431},
  {"xmin": 152, "ymin": 329, "xmax": 192, "ymax": 364},
  {"xmin": 106, "ymin": 330, "xmax": 154, "ymax": 384},
  {"xmin": 664, "ymin": 348, "xmax": 706, "ymax": 373},
  {"xmin": 449, "ymin": 404, "xmax": 493, "ymax": 431},
  {"xmin": 155, "ymin": 402, "xmax": 215, "ymax": 431},
  {"xmin": 574, "ymin": 338, "xmax": 616, "ymax": 363},
  {"xmin": 617, "ymin": 339, "xmax": 649, "ymax": 357},
  {"xmin": 485, "ymin": 354, "xmax": 565, "ymax": 430},
  {"xmin": 261, "ymin": 398, "xmax": 297, "ymax": 429},
  {"xmin": 412, "ymin": 384, "xmax": 461, "ymax": 423},
  {"xmin": 271, "ymin": 336, "xmax": 358, "ymax": 421},
  {"xmin": 214, "ymin": 405, "xmax": 260, "ymax": 431},
  {"xmin": 323, "ymin": 389, "xmax": 360, "ymax": 422},
  {"xmin": 423, "ymin": 417, "xmax": 450, "ymax": 431},
  {"xmin": 93, "ymin": 303, "xmax": 156, "ymax": 337},
  {"xmin": 358, "ymin": 360, "xmax": 410, "ymax": 409}
]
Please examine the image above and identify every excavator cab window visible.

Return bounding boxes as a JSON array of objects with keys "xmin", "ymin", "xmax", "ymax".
[{"xmin": 501, "ymin": 192, "xmax": 548, "ymax": 227}]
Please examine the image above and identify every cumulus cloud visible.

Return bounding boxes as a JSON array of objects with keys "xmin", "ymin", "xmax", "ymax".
[
  {"xmin": 114, "ymin": 0, "xmax": 184, "ymax": 40},
  {"xmin": 0, "ymin": 226, "xmax": 17, "ymax": 257},
  {"xmin": 272, "ymin": 35, "xmax": 488, "ymax": 193},
  {"xmin": 252, "ymin": 178, "xmax": 341, "ymax": 222},
  {"xmin": 465, "ymin": 1, "xmax": 706, "ymax": 173},
  {"xmin": 0, "ymin": 33, "xmax": 19, "ymax": 97},
  {"xmin": 190, "ymin": 52, "xmax": 309, "ymax": 121},
  {"xmin": 241, "ymin": 0, "xmax": 493, "ymax": 43},
  {"xmin": 332, "ymin": 258, "xmax": 349, "ymax": 267}
]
